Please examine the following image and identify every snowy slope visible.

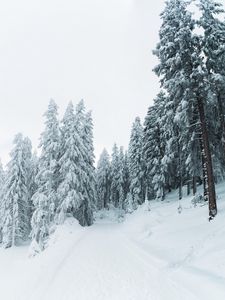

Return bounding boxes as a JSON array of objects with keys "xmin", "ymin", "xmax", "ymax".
[{"xmin": 0, "ymin": 183, "xmax": 225, "ymax": 300}]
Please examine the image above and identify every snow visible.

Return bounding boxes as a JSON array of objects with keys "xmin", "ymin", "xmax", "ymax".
[{"xmin": 1, "ymin": 183, "xmax": 225, "ymax": 299}]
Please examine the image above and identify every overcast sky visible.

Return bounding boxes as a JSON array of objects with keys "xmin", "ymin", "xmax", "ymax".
[{"xmin": 2, "ymin": 0, "xmax": 222, "ymax": 165}]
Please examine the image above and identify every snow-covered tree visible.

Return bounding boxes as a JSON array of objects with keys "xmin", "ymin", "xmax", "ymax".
[
  {"xmin": 128, "ymin": 117, "xmax": 145, "ymax": 206},
  {"xmin": 120, "ymin": 150, "xmax": 130, "ymax": 208},
  {"xmin": 57, "ymin": 101, "xmax": 93, "ymax": 226},
  {"xmin": 110, "ymin": 144, "xmax": 121, "ymax": 208},
  {"xmin": 96, "ymin": 149, "xmax": 111, "ymax": 209},
  {"xmin": 31, "ymin": 99, "xmax": 60, "ymax": 249},
  {"xmin": 2, "ymin": 134, "xmax": 32, "ymax": 247},
  {"xmin": 198, "ymin": 0, "xmax": 225, "ymax": 180},
  {"xmin": 73, "ymin": 102, "xmax": 94, "ymax": 226},
  {"xmin": 143, "ymin": 92, "xmax": 168, "ymax": 201}
]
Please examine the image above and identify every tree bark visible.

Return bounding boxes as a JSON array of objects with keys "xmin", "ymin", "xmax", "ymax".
[
  {"xmin": 199, "ymin": 138, "xmax": 208, "ymax": 200},
  {"xmin": 192, "ymin": 176, "xmax": 197, "ymax": 195},
  {"xmin": 197, "ymin": 95, "xmax": 217, "ymax": 219},
  {"xmin": 217, "ymin": 92, "xmax": 225, "ymax": 158},
  {"xmin": 187, "ymin": 180, "xmax": 191, "ymax": 196}
]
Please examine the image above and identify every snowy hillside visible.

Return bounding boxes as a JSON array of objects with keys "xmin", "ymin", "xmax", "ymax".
[{"xmin": 0, "ymin": 183, "xmax": 225, "ymax": 300}]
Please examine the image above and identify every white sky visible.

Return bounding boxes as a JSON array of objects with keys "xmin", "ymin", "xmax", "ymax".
[{"xmin": 1, "ymin": 0, "xmax": 223, "ymax": 165}]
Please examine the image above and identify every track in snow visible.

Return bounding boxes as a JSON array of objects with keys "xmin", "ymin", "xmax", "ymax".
[{"xmin": 25, "ymin": 221, "xmax": 201, "ymax": 300}]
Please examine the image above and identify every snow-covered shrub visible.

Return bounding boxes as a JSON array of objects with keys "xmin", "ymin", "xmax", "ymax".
[{"xmin": 191, "ymin": 193, "xmax": 205, "ymax": 207}]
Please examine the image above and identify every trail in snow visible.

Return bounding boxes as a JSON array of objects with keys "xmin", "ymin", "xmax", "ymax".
[{"xmin": 26, "ymin": 222, "xmax": 198, "ymax": 300}]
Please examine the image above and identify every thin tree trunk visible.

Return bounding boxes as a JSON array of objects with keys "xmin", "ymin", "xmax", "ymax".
[
  {"xmin": 197, "ymin": 95, "xmax": 217, "ymax": 219},
  {"xmin": 178, "ymin": 143, "xmax": 183, "ymax": 201},
  {"xmin": 187, "ymin": 180, "xmax": 191, "ymax": 196},
  {"xmin": 200, "ymin": 138, "xmax": 208, "ymax": 200},
  {"xmin": 217, "ymin": 92, "xmax": 225, "ymax": 158},
  {"xmin": 192, "ymin": 176, "xmax": 197, "ymax": 195}
]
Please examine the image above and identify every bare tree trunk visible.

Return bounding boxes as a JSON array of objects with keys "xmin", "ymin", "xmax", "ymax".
[
  {"xmin": 197, "ymin": 95, "xmax": 217, "ymax": 219},
  {"xmin": 187, "ymin": 180, "xmax": 191, "ymax": 196},
  {"xmin": 217, "ymin": 92, "xmax": 225, "ymax": 158},
  {"xmin": 200, "ymin": 138, "xmax": 208, "ymax": 200},
  {"xmin": 178, "ymin": 143, "xmax": 183, "ymax": 201},
  {"xmin": 192, "ymin": 176, "xmax": 197, "ymax": 195}
]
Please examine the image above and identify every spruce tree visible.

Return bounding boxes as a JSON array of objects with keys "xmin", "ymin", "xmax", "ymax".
[
  {"xmin": 198, "ymin": 0, "xmax": 225, "ymax": 178},
  {"xmin": 57, "ymin": 101, "xmax": 93, "ymax": 226},
  {"xmin": 31, "ymin": 99, "xmax": 60, "ymax": 249},
  {"xmin": 96, "ymin": 149, "xmax": 111, "ymax": 210},
  {"xmin": 2, "ymin": 134, "xmax": 32, "ymax": 247},
  {"xmin": 128, "ymin": 117, "xmax": 145, "ymax": 206},
  {"xmin": 73, "ymin": 103, "xmax": 94, "ymax": 226},
  {"xmin": 110, "ymin": 144, "xmax": 121, "ymax": 207}
]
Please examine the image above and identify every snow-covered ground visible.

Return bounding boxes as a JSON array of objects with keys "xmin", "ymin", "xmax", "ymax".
[{"xmin": 1, "ymin": 183, "xmax": 225, "ymax": 300}]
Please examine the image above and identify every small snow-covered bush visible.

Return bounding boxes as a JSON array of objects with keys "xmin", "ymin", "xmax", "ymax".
[{"xmin": 191, "ymin": 193, "xmax": 205, "ymax": 207}]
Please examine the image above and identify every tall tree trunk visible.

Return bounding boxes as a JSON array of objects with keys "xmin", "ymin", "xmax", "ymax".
[
  {"xmin": 217, "ymin": 92, "xmax": 225, "ymax": 158},
  {"xmin": 200, "ymin": 138, "xmax": 208, "ymax": 200},
  {"xmin": 197, "ymin": 95, "xmax": 217, "ymax": 219},
  {"xmin": 178, "ymin": 143, "xmax": 183, "ymax": 201}
]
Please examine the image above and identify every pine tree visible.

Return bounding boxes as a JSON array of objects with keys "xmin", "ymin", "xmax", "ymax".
[
  {"xmin": 128, "ymin": 117, "xmax": 145, "ymax": 206},
  {"xmin": 72, "ymin": 103, "xmax": 94, "ymax": 226},
  {"xmin": 144, "ymin": 92, "xmax": 168, "ymax": 201},
  {"xmin": 198, "ymin": 0, "xmax": 225, "ymax": 179},
  {"xmin": 118, "ymin": 147, "xmax": 126, "ymax": 209},
  {"xmin": 96, "ymin": 149, "xmax": 111, "ymax": 210},
  {"xmin": 110, "ymin": 144, "xmax": 121, "ymax": 207},
  {"xmin": 2, "ymin": 134, "xmax": 32, "ymax": 247},
  {"xmin": 121, "ymin": 150, "xmax": 130, "ymax": 208},
  {"xmin": 31, "ymin": 99, "xmax": 60, "ymax": 249},
  {"xmin": 57, "ymin": 101, "xmax": 93, "ymax": 226}
]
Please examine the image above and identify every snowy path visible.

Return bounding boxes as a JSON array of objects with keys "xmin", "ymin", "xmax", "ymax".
[
  {"xmin": 24, "ymin": 221, "xmax": 203, "ymax": 300},
  {"xmin": 30, "ymin": 223, "xmax": 161, "ymax": 300}
]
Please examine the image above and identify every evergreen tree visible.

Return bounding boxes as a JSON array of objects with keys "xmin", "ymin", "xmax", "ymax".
[
  {"xmin": 110, "ymin": 144, "xmax": 121, "ymax": 207},
  {"xmin": 96, "ymin": 149, "xmax": 111, "ymax": 209},
  {"xmin": 2, "ymin": 134, "xmax": 32, "ymax": 247},
  {"xmin": 57, "ymin": 101, "xmax": 93, "ymax": 226},
  {"xmin": 31, "ymin": 99, "xmax": 60, "ymax": 249},
  {"xmin": 121, "ymin": 150, "xmax": 130, "ymax": 208},
  {"xmin": 73, "ymin": 103, "xmax": 94, "ymax": 226},
  {"xmin": 128, "ymin": 117, "xmax": 145, "ymax": 206},
  {"xmin": 144, "ymin": 92, "xmax": 168, "ymax": 201},
  {"xmin": 118, "ymin": 147, "xmax": 126, "ymax": 209},
  {"xmin": 198, "ymin": 0, "xmax": 225, "ymax": 179}
]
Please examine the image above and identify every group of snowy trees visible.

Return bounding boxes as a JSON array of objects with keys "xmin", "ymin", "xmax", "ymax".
[
  {"xmin": 96, "ymin": 0, "xmax": 225, "ymax": 220},
  {"xmin": 96, "ymin": 117, "xmax": 146, "ymax": 212},
  {"xmin": 0, "ymin": 100, "xmax": 95, "ymax": 250},
  {"xmin": 148, "ymin": 0, "xmax": 225, "ymax": 219}
]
